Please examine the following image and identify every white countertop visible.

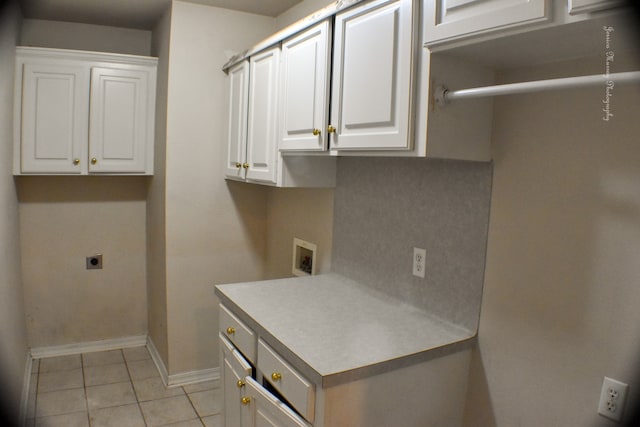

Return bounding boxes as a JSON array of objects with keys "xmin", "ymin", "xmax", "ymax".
[{"xmin": 215, "ymin": 273, "xmax": 475, "ymax": 387}]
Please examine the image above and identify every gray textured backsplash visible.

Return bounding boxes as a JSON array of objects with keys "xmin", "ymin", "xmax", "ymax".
[{"xmin": 331, "ymin": 157, "xmax": 492, "ymax": 333}]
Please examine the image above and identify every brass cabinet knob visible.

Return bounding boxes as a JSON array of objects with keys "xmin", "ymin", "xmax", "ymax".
[
  {"xmin": 242, "ymin": 163, "xmax": 249, "ymax": 169},
  {"xmin": 73, "ymin": 159, "xmax": 80, "ymax": 165},
  {"xmin": 237, "ymin": 379, "xmax": 245, "ymax": 388},
  {"xmin": 312, "ymin": 128, "xmax": 321, "ymax": 136},
  {"xmin": 235, "ymin": 162, "xmax": 241, "ymax": 168},
  {"xmin": 271, "ymin": 372, "xmax": 282, "ymax": 382},
  {"xmin": 327, "ymin": 125, "xmax": 336, "ymax": 134},
  {"xmin": 226, "ymin": 327, "xmax": 235, "ymax": 335},
  {"xmin": 91, "ymin": 157, "xmax": 97, "ymax": 165},
  {"xmin": 241, "ymin": 396, "xmax": 251, "ymax": 405}
]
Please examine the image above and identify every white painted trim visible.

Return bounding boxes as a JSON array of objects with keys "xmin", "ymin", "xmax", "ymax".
[
  {"xmin": 145, "ymin": 336, "xmax": 220, "ymax": 388},
  {"xmin": 30, "ymin": 334, "xmax": 147, "ymax": 359},
  {"xmin": 146, "ymin": 336, "xmax": 169, "ymax": 386},
  {"xmin": 19, "ymin": 352, "xmax": 33, "ymax": 425},
  {"xmin": 167, "ymin": 367, "xmax": 220, "ymax": 388}
]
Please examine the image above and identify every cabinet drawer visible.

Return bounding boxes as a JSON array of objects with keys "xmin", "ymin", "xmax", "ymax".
[
  {"xmin": 258, "ymin": 339, "xmax": 315, "ymax": 422},
  {"xmin": 243, "ymin": 377, "xmax": 311, "ymax": 427},
  {"xmin": 219, "ymin": 304, "xmax": 256, "ymax": 362}
]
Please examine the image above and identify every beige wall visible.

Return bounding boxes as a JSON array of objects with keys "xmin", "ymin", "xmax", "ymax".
[
  {"xmin": 20, "ymin": 19, "xmax": 152, "ymax": 55},
  {"xmin": 275, "ymin": 0, "xmax": 334, "ymax": 29},
  {"xmin": 0, "ymin": 1, "xmax": 29, "ymax": 421},
  {"xmin": 264, "ymin": 188, "xmax": 334, "ymax": 279},
  {"xmin": 162, "ymin": 1, "xmax": 274, "ymax": 374},
  {"xmin": 18, "ymin": 177, "xmax": 149, "ymax": 347},
  {"xmin": 16, "ymin": 20, "xmax": 153, "ymax": 348},
  {"xmin": 147, "ymin": 2, "xmax": 172, "ymax": 371},
  {"xmin": 463, "ymin": 55, "xmax": 640, "ymax": 426}
]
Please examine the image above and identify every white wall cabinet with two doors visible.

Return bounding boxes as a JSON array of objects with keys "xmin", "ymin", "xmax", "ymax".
[
  {"xmin": 13, "ymin": 47, "xmax": 157, "ymax": 175},
  {"xmin": 279, "ymin": 0, "xmax": 416, "ymax": 153},
  {"xmin": 225, "ymin": 45, "xmax": 336, "ymax": 188}
]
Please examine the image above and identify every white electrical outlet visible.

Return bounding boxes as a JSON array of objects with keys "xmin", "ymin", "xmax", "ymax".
[
  {"xmin": 598, "ymin": 376, "xmax": 628, "ymax": 422},
  {"xmin": 413, "ymin": 247, "xmax": 426, "ymax": 278}
]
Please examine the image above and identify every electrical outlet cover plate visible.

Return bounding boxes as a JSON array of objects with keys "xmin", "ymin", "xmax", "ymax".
[
  {"xmin": 598, "ymin": 376, "xmax": 628, "ymax": 422},
  {"xmin": 413, "ymin": 247, "xmax": 426, "ymax": 278}
]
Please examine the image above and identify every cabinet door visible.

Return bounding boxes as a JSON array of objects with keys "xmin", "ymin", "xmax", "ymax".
[
  {"xmin": 330, "ymin": 0, "xmax": 415, "ymax": 151},
  {"xmin": 246, "ymin": 47, "xmax": 280, "ymax": 183},
  {"xmin": 279, "ymin": 20, "xmax": 331, "ymax": 152},
  {"xmin": 19, "ymin": 62, "xmax": 89, "ymax": 173},
  {"xmin": 568, "ymin": 0, "xmax": 624, "ymax": 14},
  {"xmin": 89, "ymin": 66, "xmax": 151, "ymax": 173},
  {"xmin": 424, "ymin": 0, "xmax": 549, "ymax": 44},
  {"xmin": 241, "ymin": 377, "xmax": 311, "ymax": 427},
  {"xmin": 221, "ymin": 334, "xmax": 252, "ymax": 427},
  {"xmin": 225, "ymin": 60, "xmax": 250, "ymax": 179}
]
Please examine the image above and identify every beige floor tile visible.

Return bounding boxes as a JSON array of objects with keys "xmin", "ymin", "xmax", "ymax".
[
  {"xmin": 36, "ymin": 388, "xmax": 87, "ymax": 417},
  {"xmin": 127, "ymin": 358, "xmax": 159, "ymax": 380},
  {"xmin": 123, "ymin": 346, "xmax": 151, "ymax": 362},
  {"xmin": 89, "ymin": 403, "xmax": 146, "ymax": 427},
  {"xmin": 82, "ymin": 350, "xmax": 124, "ymax": 367},
  {"xmin": 35, "ymin": 411, "xmax": 89, "ymax": 427},
  {"xmin": 162, "ymin": 419, "xmax": 204, "ymax": 427},
  {"xmin": 188, "ymin": 388, "xmax": 222, "ymax": 418},
  {"xmin": 133, "ymin": 376, "xmax": 184, "ymax": 402},
  {"xmin": 86, "ymin": 381, "xmax": 137, "ymax": 411},
  {"xmin": 182, "ymin": 379, "xmax": 219, "ymax": 394},
  {"xmin": 40, "ymin": 354, "xmax": 82, "ymax": 372},
  {"xmin": 84, "ymin": 363, "xmax": 130, "ymax": 386},
  {"xmin": 140, "ymin": 395, "xmax": 199, "ymax": 426},
  {"xmin": 38, "ymin": 368, "xmax": 84, "ymax": 393},
  {"xmin": 202, "ymin": 414, "xmax": 222, "ymax": 427}
]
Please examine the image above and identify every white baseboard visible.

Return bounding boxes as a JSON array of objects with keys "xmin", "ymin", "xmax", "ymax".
[
  {"xmin": 167, "ymin": 367, "xmax": 220, "ymax": 388},
  {"xmin": 146, "ymin": 336, "xmax": 169, "ymax": 386},
  {"xmin": 146, "ymin": 336, "xmax": 220, "ymax": 388},
  {"xmin": 19, "ymin": 352, "xmax": 33, "ymax": 426},
  {"xmin": 30, "ymin": 334, "xmax": 148, "ymax": 359}
]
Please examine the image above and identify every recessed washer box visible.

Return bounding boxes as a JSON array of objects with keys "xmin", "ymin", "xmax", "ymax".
[{"xmin": 292, "ymin": 238, "xmax": 316, "ymax": 277}]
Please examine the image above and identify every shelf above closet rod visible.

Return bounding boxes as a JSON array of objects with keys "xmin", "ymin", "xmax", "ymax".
[{"xmin": 435, "ymin": 71, "xmax": 640, "ymax": 105}]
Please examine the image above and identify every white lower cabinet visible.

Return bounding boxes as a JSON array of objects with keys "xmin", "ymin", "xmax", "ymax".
[
  {"xmin": 242, "ymin": 378, "xmax": 311, "ymax": 427},
  {"xmin": 221, "ymin": 334, "xmax": 253, "ymax": 427},
  {"xmin": 14, "ymin": 47, "xmax": 156, "ymax": 175},
  {"xmin": 219, "ymin": 302, "xmax": 472, "ymax": 427}
]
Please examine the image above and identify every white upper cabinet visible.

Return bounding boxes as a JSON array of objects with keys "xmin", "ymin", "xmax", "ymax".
[
  {"xmin": 246, "ymin": 47, "xmax": 280, "ymax": 183},
  {"xmin": 424, "ymin": 0, "xmax": 550, "ymax": 45},
  {"xmin": 278, "ymin": 20, "xmax": 331, "ymax": 152},
  {"xmin": 225, "ymin": 60, "xmax": 250, "ymax": 179},
  {"xmin": 89, "ymin": 66, "xmax": 153, "ymax": 173},
  {"xmin": 19, "ymin": 62, "xmax": 89, "ymax": 174},
  {"xmin": 330, "ymin": 0, "xmax": 416, "ymax": 151},
  {"xmin": 14, "ymin": 47, "xmax": 157, "ymax": 175},
  {"xmin": 568, "ymin": 0, "xmax": 625, "ymax": 14}
]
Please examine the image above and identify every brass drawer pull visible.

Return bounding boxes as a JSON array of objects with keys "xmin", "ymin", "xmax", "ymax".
[
  {"xmin": 237, "ymin": 379, "xmax": 245, "ymax": 388},
  {"xmin": 271, "ymin": 372, "xmax": 282, "ymax": 382},
  {"xmin": 226, "ymin": 327, "xmax": 235, "ymax": 335},
  {"xmin": 241, "ymin": 396, "xmax": 251, "ymax": 405}
]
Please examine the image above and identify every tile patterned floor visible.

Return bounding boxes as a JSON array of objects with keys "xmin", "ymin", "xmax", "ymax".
[{"xmin": 25, "ymin": 347, "xmax": 222, "ymax": 427}]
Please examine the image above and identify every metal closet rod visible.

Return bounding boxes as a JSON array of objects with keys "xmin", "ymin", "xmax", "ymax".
[{"xmin": 436, "ymin": 71, "xmax": 640, "ymax": 104}]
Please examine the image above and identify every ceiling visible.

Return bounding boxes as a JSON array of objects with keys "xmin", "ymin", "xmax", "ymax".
[{"xmin": 19, "ymin": 0, "xmax": 303, "ymax": 30}]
